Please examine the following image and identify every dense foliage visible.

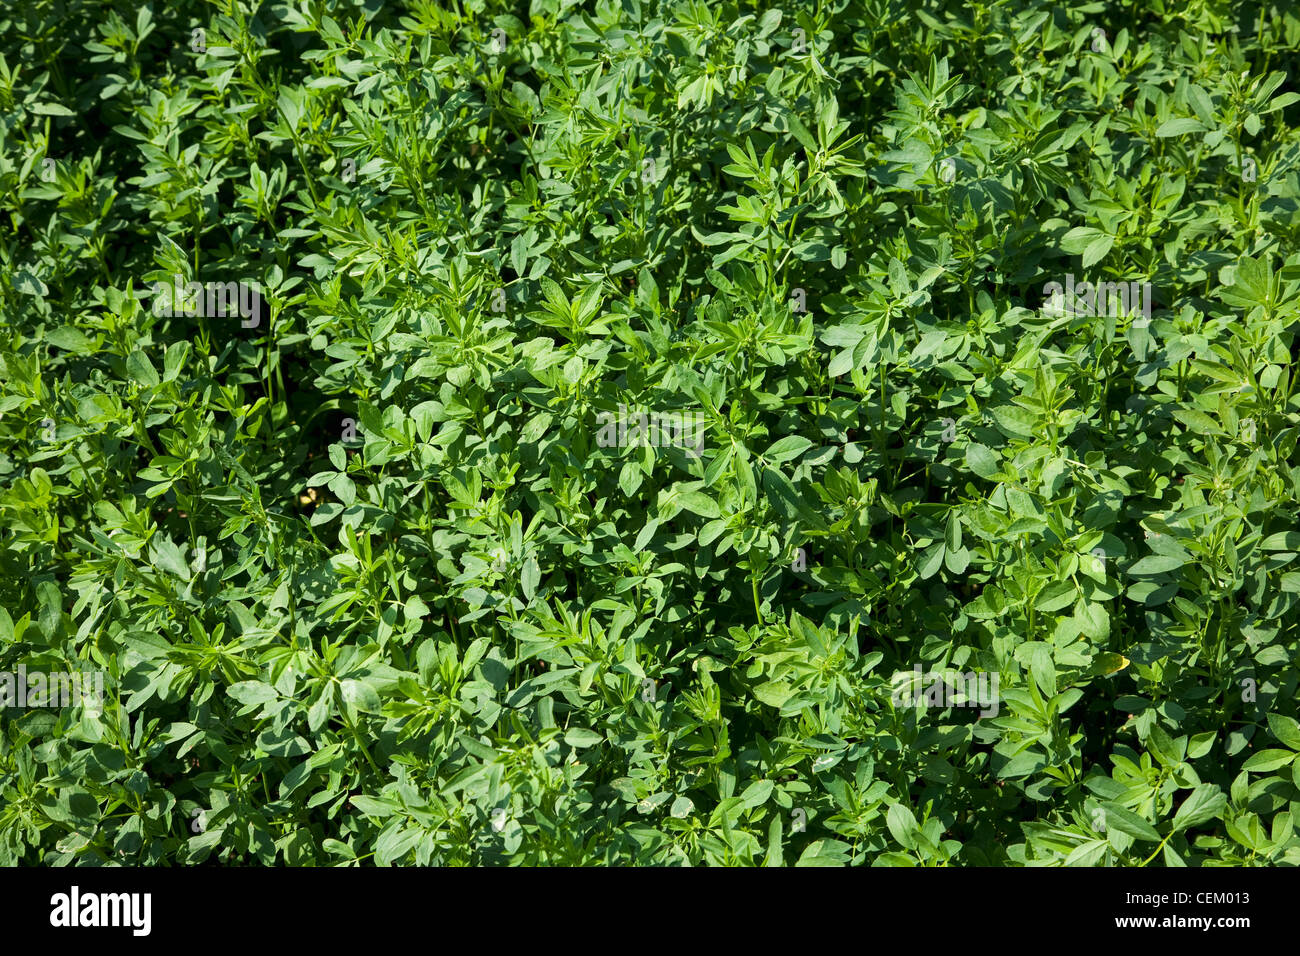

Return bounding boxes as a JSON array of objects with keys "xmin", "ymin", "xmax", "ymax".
[{"xmin": 3, "ymin": 0, "xmax": 1300, "ymax": 866}]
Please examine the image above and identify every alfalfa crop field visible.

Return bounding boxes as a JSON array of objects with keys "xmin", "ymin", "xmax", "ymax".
[{"xmin": 2, "ymin": 0, "xmax": 1300, "ymax": 867}]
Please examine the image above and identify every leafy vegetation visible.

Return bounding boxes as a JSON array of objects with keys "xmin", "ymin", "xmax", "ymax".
[{"xmin": 3, "ymin": 0, "xmax": 1300, "ymax": 866}]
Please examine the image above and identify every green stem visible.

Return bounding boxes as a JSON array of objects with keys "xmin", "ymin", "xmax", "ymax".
[
  {"xmin": 342, "ymin": 708, "xmax": 381, "ymax": 774},
  {"xmin": 1140, "ymin": 831, "xmax": 1173, "ymax": 866}
]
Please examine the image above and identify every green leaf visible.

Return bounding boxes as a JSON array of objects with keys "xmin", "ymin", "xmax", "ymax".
[
  {"xmin": 1081, "ymin": 233, "xmax": 1115, "ymax": 269},
  {"xmin": 1156, "ymin": 117, "xmax": 1207, "ymax": 137},
  {"xmin": 794, "ymin": 838, "xmax": 852, "ymax": 866},
  {"xmin": 340, "ymin": 679, "xmax": 382, "ymax": 714},
  {"xmin": 753, "ymin": 682, "xmax": 795, "ymax": 708},
  {"xmin": 1266, "ymin": 713, "xmax": 1300, "ymax": 751},
  {"xmin": 787, "ymin": 113, "xmax": 818, "ymax": 152},
  {"xmin": 1128, "ymin": 554, "xmax": 1185, "ymax": 575},
  {"xmin": 885, "ymin": 803, "xmax": 918, "ymax": 850},
  {"xmin": 228, "ymin": 682, "xmax": 278, "ymax": 708},
  {"xmin": 763, "ymin": 435, "xmax": 813, "ymax": 463},
  {"xmin": 126, "ymin": 351, "xmax": 160, "ymax": 388},
  {"xmin": 740, "ymin": 779, "xmax": 775, "ymax": 808},
  {"xmin": 564, "ymin": 728, "xmax": 603, "ymax": 748},
  {"xmin": 520, "ymin": 555, "xmax": 541, "ymax": 601},
  {"xmin": 1172, "ymin": 408, "xmax": 1221, "ymax": 434},
  {"xmin": 966, "ymin": 443, "xmax": 1000, "ymax": 478},
  {"xmin": 1100, "ymin": 802, "xmax": 1162, "ymax": 842},
  {"xmin": 1171, "ymin": 785, "xmax": 1227, "ymax": 831},
  {"xmin": 1241, "ymin": 749, "xmax": 1296, "ymax": 773},
  {"xmin": 1260, "ymin": 532, "xmax": 1300, "ymax": 551},
  {"xmin": 990, "ymin": 406, "xmax": 1036, "ymax": 439},
  {"xmin": 676, "ymin": 490, "xmax": 721, "ymax": 518},
  {"xmin": 917, "ymin": 541, "xmax": 945, "ymax": 579}
]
